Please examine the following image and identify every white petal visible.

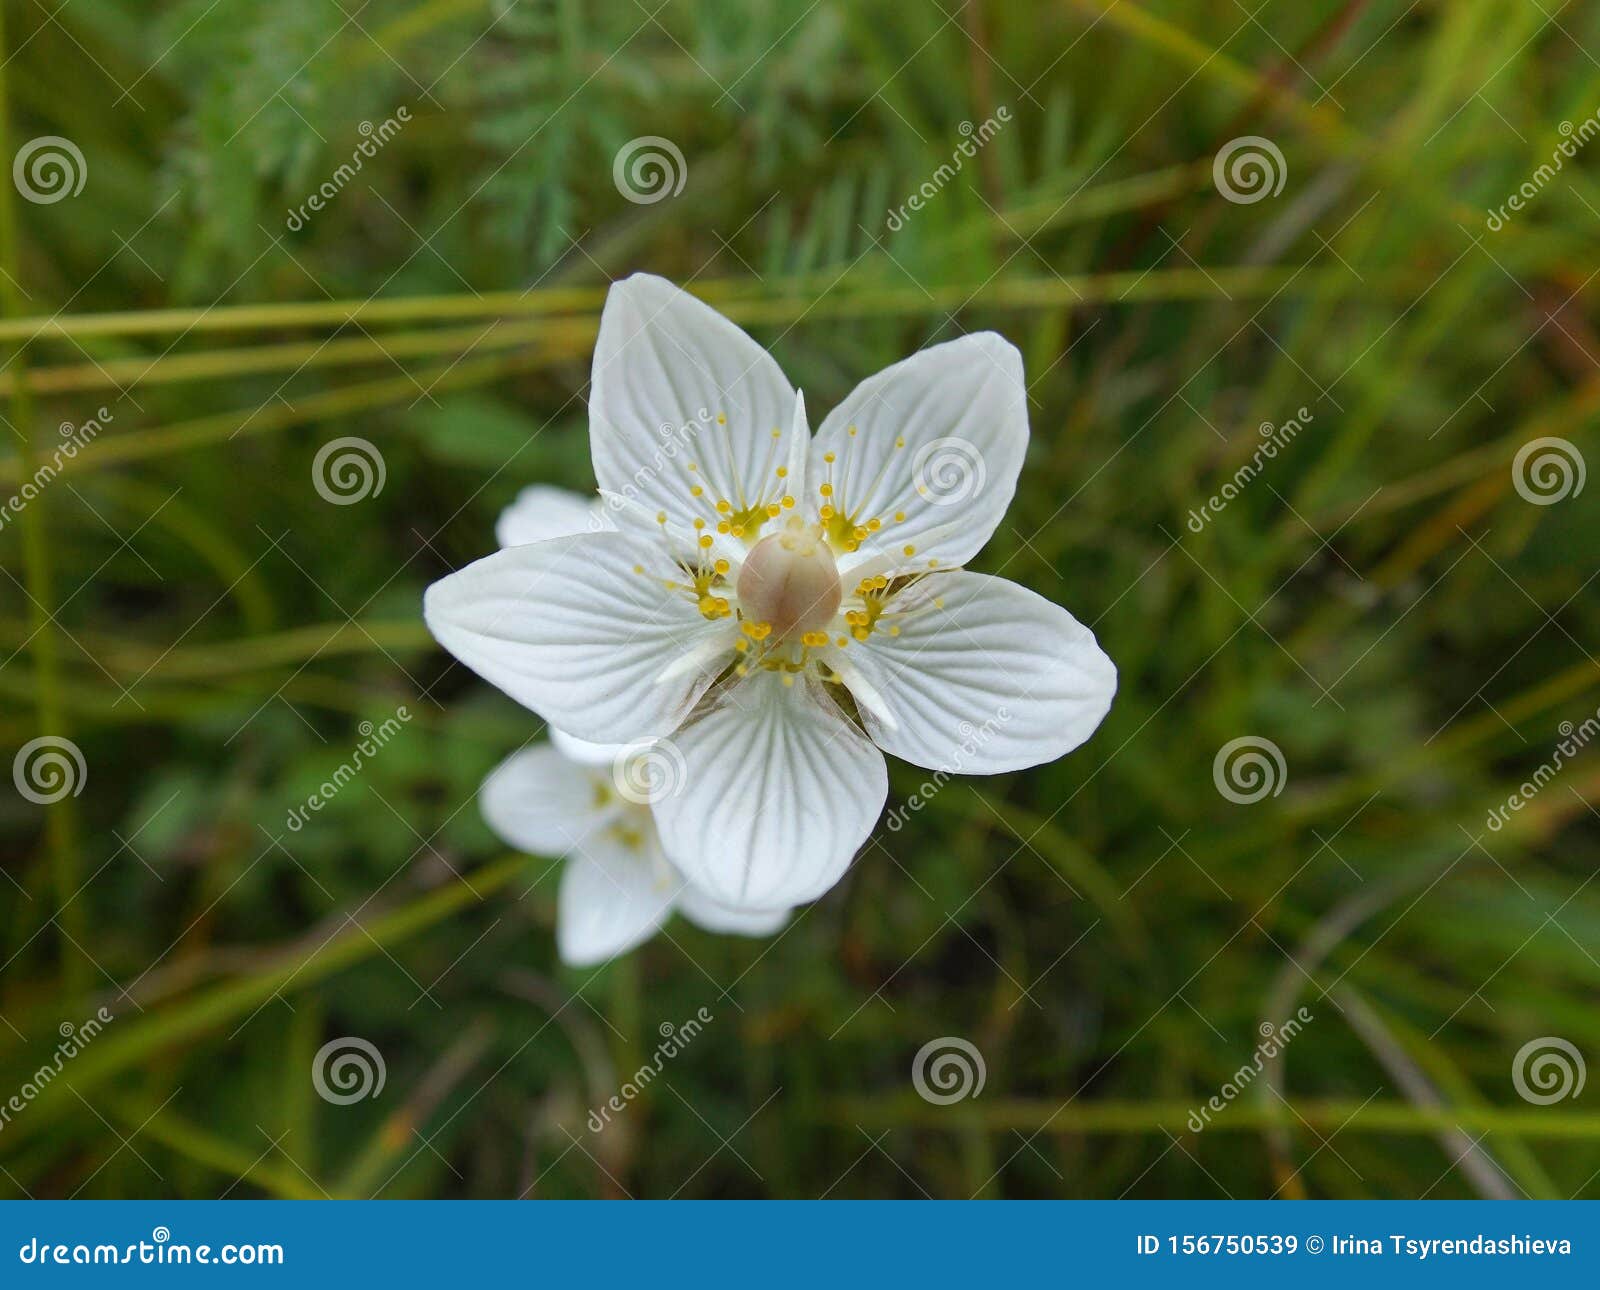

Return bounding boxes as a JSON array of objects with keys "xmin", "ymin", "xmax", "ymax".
[
  {"xmin": 675, "ymin": 882, "xmax": 792, "ymax": 937},
  {"xmin": 424, "ymin": 530, "xmax": 735, "ymax": 742},
  {"xmin": 558, "ymin": 835, "xmax": 680, "ymax": 967},
  {"xmin": 496, "ymin": 485, "xmax": 612, "ymax": 547},
  {"xmin": 480, "ymin": 745, "xmax": 613, "ymax": 855},
  {"xmin": 549, "ymin": 726, "xmax": 626, "ymax": 767},
  {"xmin": 808, "ymin": 333, "xmax": 1027, "ymax": 574},
  {"xmin": 590, "ymin": 274, "xmax": 798, "ymax": 537},
  {"xmin": 842, "ymin": 572, "xmax": 1116, "ymax": 773},
  {"xmin": 653, "ymin": 671, "xmax": 886, "ymax": 909}
]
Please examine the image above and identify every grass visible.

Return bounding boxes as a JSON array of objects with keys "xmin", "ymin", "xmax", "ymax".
[{"xmin": 1, "ymin": 0, "xmax": 1598, "ymax": 1199}]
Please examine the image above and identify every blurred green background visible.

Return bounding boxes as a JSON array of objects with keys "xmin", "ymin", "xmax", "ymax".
[{"xmin": 2, "ymin": 0, "xmax": 1598, "ymax": 1199}]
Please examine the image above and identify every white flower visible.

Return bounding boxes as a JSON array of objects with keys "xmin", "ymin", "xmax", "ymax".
[
  {"xmin": 484, "ymin": 728, "xmax": 790, "ymax": 967},
  {"xmin": 427, "ymin": 274, "xmax": 1117, "ymax": 911}
]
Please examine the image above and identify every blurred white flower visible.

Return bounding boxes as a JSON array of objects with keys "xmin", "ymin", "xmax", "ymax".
[
  {"xmin": 484, "ymin": 728, "xmax": 790, "ymax": 967},
  {"xmin": 427, "ymin": 274, "xmax": 1116, "ymax": 911}
]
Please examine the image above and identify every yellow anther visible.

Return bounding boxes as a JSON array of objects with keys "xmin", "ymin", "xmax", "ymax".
[
  {"xmin": 823, "ymin": 452, "xmax": 836, "ymax": 464},
  {"xmin": 698, "ymin": 534, "xmax": 713, "ymax": 549},
  {"xmin": 690, "ymin": 485, "xmax": 704, "ymax": 497},
  {"xmin": 713, "ymin": 558, "xmax": 730, "ymax": 575},
  {"xmin": 895, "ymin": 436, "xmax": 905, "ymax": 448},
  {"xmin": 656, "ymin": 511, "xmax": 668, "ymax": 524},
  {"xmin": 801, "ymin": 630, "xmax": 829, "ymax": 648},
  {"xmin": 819, "ymin": 483, "xmax": 833, "ymax": 497},
  {"xmin": 782, "ymin": 495, "xmax": 795, "ymax": 509},
  {"xmin": 867, "ymin": 518, "xmax": 881, "ymax": 531},
  {"xmin": 716, "ymin": 499, "xmax": 731, "ymax": 514},
  {"xmin": 903, "ymin": 545, "xmax": 916, "ymax": 557},
  {"xmin": 888, "ymin": 625, "xmax": 900, "ymax": 636},
  {"xmin": 836, "ymin": 636, "xmax": 849, "ymax": 648},
  {"xmin": 776, "ymin": 466, "xmax": 788, "ymax": 479},
  {"xmin": 716, "ymin": 414, "xmax": 727, "ymax": 425},
  {"xmin": 894, "ymin": 511, "xmax": 906, "ymax": 523},
  {"xmin": 819, "ymin": 504, "xmax": 835, "ymax": 520},
  {"xmin": 782, "ymin": 674, "xmax": 795, "ymax": 687},
  {"xmin": 717, "ymin": 521, "xmax": 731, "ymax": 535},
  {"xmin": 693, "ymin": 518, "xmax": 705, "ymax": 530},
  {"xmin": 848, "ymin": 425, "xmax": 858, "ymax": 437},
  {"xmin": 632, "ymin": 564, "xmax": 644, "ymax": 574}
]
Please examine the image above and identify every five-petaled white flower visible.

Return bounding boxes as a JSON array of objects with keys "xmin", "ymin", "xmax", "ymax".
[
  {"xmin": 426, "ymin": 274, "xmax": 1116, "ymax": 911},
  {"xmin": 483, "ymin": 727, "xmax": 790, "ymax": 966}
]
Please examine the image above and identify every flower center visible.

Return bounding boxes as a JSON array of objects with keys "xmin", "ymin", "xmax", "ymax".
[{"xmin": 735, "ymin": 520, "xmax": 842, "ymax": 642}]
